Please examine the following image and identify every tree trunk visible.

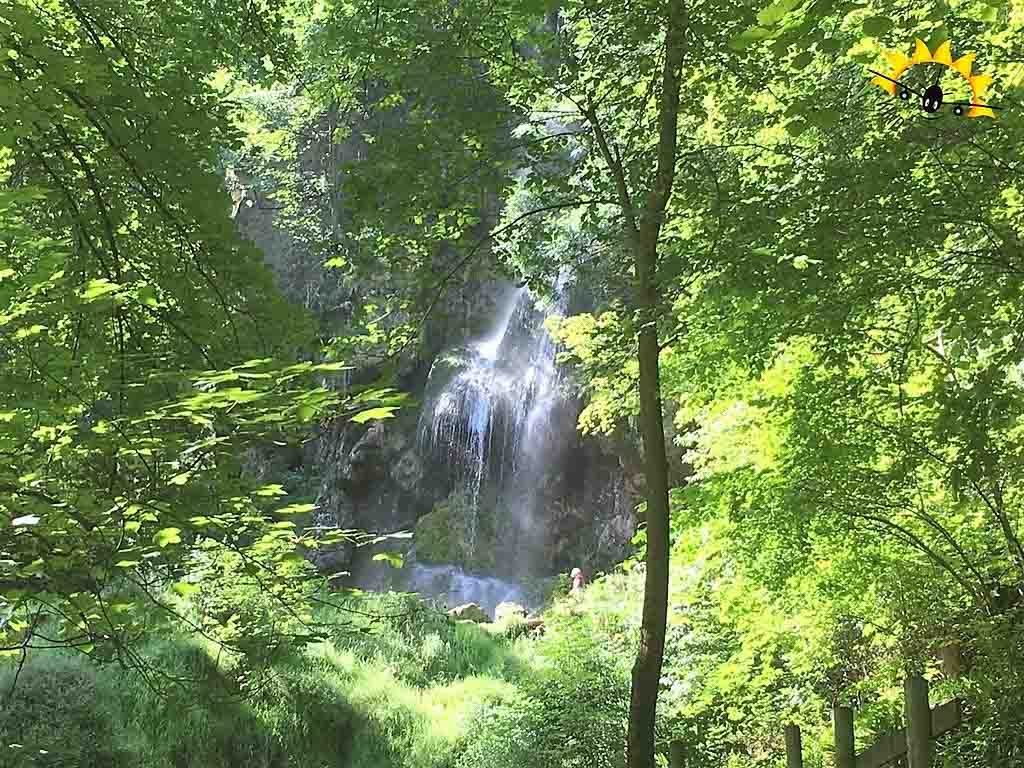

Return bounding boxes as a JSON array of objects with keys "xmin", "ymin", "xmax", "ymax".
[
  {"xmin": 833, "ymin": 706, "xmax": 855, "ymax": 768},
  {"xmin": 627, "ymin": 235, "xmax": 673, "ymax": 766},
  {"xmin": 669, "ymin": 740, "xmax": 686, "ymax": 768},
  {"xmin": 624, "ymin": 3, "xmax": 687, "ymax": 765}
]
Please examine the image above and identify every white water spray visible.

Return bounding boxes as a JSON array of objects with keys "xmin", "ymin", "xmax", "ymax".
[{"xmin": 417, "ymin": 276, "xmax": 570, "ymax": 570}]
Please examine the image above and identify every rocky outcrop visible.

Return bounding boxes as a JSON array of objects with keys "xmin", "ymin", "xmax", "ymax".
[
  {"xmin": 414, "ymin": 489, "xmax": 500, "ymax": 572},
  {"xmin": 229, "ymin": 99, "xmax": 640, "ymax": 602},
  {"xmin": 494, "ymin": 602, "xmax": 527, "ymax": 623},
  {"xmin": 313, "ymin": 406, "xmax": 637, "ymax": 583}
]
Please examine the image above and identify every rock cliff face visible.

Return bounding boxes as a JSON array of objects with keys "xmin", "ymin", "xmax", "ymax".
[
  {"xmin": 228, "ymin": 108, "xmax": 639, "ymax": 611},
  {"xmin": 309, "ymin": 282, "xmax": 639, "ymax": 611}
]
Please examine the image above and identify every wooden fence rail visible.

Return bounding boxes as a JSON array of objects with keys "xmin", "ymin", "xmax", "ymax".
[
  {"xmin": 784, "ymin": 675, "xmax": 965, "ymax": 768},
  {"xmin": 784, "ymin": 723, "xmax": 804, "ymax": 768},
  {"xmin": 663, "ymin": 674, "xmax": 965, "ymax": 767}
]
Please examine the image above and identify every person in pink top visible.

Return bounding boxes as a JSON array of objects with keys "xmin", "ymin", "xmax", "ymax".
[{"xmin": 569, "ymin": 567, "xmax": 586, "ymax": 595}]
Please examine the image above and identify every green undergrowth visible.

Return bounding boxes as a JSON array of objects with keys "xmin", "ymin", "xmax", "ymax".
[{"xmin": 0, "ymin": 590, "xmax": 610, "ymax": 768}]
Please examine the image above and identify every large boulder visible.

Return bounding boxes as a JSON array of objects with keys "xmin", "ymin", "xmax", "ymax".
[
  {"xmin": 448, "ymin": 603, "xmax": 490, "ymax": 623},
  {"xmin": 391, "ymin": 448, "xmax": 425, "ymax": 493}
]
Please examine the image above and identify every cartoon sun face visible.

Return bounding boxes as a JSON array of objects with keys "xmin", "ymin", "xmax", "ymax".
[{"xmin": 869, "ymin": 39, "xmax": 999, "ymax": 119}]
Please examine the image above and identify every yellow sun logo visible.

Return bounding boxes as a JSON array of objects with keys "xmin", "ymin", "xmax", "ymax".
[{"xmin": 869, "ymin": 39, "xmax": 999, "ymax": 119}]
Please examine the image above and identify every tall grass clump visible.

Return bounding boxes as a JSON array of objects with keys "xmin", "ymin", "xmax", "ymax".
[
  {"xmin": 457, "ymin": 607, "xmax": 631, "ymax": 768},
  {"xmin": 0, "ymin": 651, "xmax": 136, "ymax": 768},
  {"xmin": 316, "ymin": 591, "xmax": 523, "ymax": 686}
]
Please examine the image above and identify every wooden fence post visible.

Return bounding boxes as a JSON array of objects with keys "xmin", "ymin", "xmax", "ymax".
[
  {"xmin": 668, "ymin": 740, "xmax": 685, "ymax": 768},
  {"xmin": 834, "ymin": 705, "xmax": 856, "ymax": 768},
  {"xmin": 938, "ymin": 642, "xmax": 962, "ymax": 679},
  {"xmin": 785, "ymin": 724, "xmax": 804, "ymax": 768},
  {"xmin": 905, "ymin": 675, "xmax": 932, "ymax": 768}
]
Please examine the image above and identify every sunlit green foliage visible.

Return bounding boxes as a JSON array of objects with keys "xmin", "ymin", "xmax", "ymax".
[
  {"xmin": 0, "ymin": 0, "xmax": 403, "ymax": 671},
  {"xmin": 541, "ymin": 1, "xmax": 1024, "ymax": 763},
  {"xmin": 0, "ymin": 592, "xmax": 526, "ymax": 767}
]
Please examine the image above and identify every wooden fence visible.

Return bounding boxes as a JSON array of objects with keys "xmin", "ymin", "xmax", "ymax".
[
  {"xmin": 663, "ymin": 674, "xmax": 964, "ymax": 768},
  {"xmin": 786, "ymin": 675, "xmax": 964, "ymax": 768}
]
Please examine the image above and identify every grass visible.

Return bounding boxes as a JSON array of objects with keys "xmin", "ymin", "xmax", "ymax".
[
  {"xmin": 0, "ymin": 591, "xmax": 532, "ymax": 768},
  {"xmin": 314, "ymin": 644, "xmax": 517, "ymax": 768}
]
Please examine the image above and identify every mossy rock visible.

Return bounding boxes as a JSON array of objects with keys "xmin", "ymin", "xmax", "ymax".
[{"xmin": 414, "ymin": 489, "xmax": 502, "ymax": 571}]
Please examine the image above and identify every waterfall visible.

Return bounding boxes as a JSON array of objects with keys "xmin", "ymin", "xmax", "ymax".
[
  {"xmin": 417, "ymin": 287, "xmax": 525, "ymax": 527},
  {"xmin": 401, "ymin": 562, "xmax": 528, "ymax": 616},
  {"xmin": 346, "ymin": 274, "xmax": 579, "ymax": 617},
  {"xmin": 418, "ymin": 274, "xmax": 569, "ymax": 571}
]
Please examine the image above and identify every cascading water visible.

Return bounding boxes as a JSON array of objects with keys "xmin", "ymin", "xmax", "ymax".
[
  {"xmin": 344, "ymin": 273, "xmax": 601, "ymax": 617},
  {"xmin": 417, "ymin": 275, "xmax": 569, "ymax": 574},
  {"xmin": 417, "ymin": 286, "xmax": 527, "ymax": 543},
  {"xmin": 398, "ymin": 562, "xmax": 528, "ymax": 612}
]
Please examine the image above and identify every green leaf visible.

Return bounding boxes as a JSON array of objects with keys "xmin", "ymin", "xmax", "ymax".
[
  {"xmin": 13, "ymin": 325, "xmax": 45, "ymax": 340},
  {"xmin": 785, "ymin": 119, "xmax": 808, "ymax": 136},
  {"xmin": 791, "ymin": 51, "xmax": 813, "ymax": 70},
  {"xmin": 757, "ymin": 0, "xmax": 804, "ymax": 27},
  {"xmin": 276, "ymin": 503, "xmax": 317, "ymax": 515},
  {"xmin": 135, "ymin": 285, "xmax": 160, "ymax": 307},
  {"xmin": 808, "ymin": 108, "xmax": 841, "ymax": 129},
  {"xmin": 276, "ymin": 551, "xmax": 307, "ymax": 566},
  {"xmin": 80, "ymin": 278, "xmax": 121, "ymax": 301},
  {"xmin": 927, "ymin": 27, "xmax": 949, "ymax": 51},
  {"xmin": 861, "ymin": 16, "xmax": 893, "ymax": 37},
  {"xmin": 369, "ymin": 530, "xmax": 413, "ymax": 544},
  {"xmin": 979, "ymin": 5, "xmax": 1000, "ymax": 22},
  {"xmin": 729, "ymin": 27, "xmax": 773, "ymax": 51},
  {"xmin": 172, "ymin": 581, "xmax": 200, "ymax": 598},
  {"xmin": 153, "ymin": 527, "xmax": 182, "ymax": 547},
  {"xmin": 254, "ymin": 484, "xmax": 286, "ymax": 497},
  {"xmin": 372, "ymin": 552, "xmax": 404, "ymax": 568},
  {"xmin": 351, "ymin": 406, "xmax": 400, "ymax": 424}
]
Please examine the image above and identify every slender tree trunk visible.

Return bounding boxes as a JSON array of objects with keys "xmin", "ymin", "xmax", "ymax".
[
  {"xmin": 582, "ymin": 4, "xmax": 685, "ymax": 764},
  {"xmin": 627, "ymin": 232, "xmax": 673, "ymax": 765},
  {"xmin": 624, "ymin": 3, "xmax": 686, "ymax": 766}
]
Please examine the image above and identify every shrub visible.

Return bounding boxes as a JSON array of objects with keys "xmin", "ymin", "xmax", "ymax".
[
  {"xmin": 110, "ymin": 639, "xmax": 355, "ymax": 768},
  {"xmin": 0, "ymin": 652, "xmax": 136, "ymax": 768},
  {"xmin": 458, "ymin": 615, "xmax": 629, "ymax": 768},
  {"xmin": 319, "ymin": 592, "xmax": 519, "ymax": 687}
]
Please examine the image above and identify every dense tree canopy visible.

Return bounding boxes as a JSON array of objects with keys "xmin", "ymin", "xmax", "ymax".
[{"xmin": 0, "ymin": 0, "xmax": 401, "ymax": 683}]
